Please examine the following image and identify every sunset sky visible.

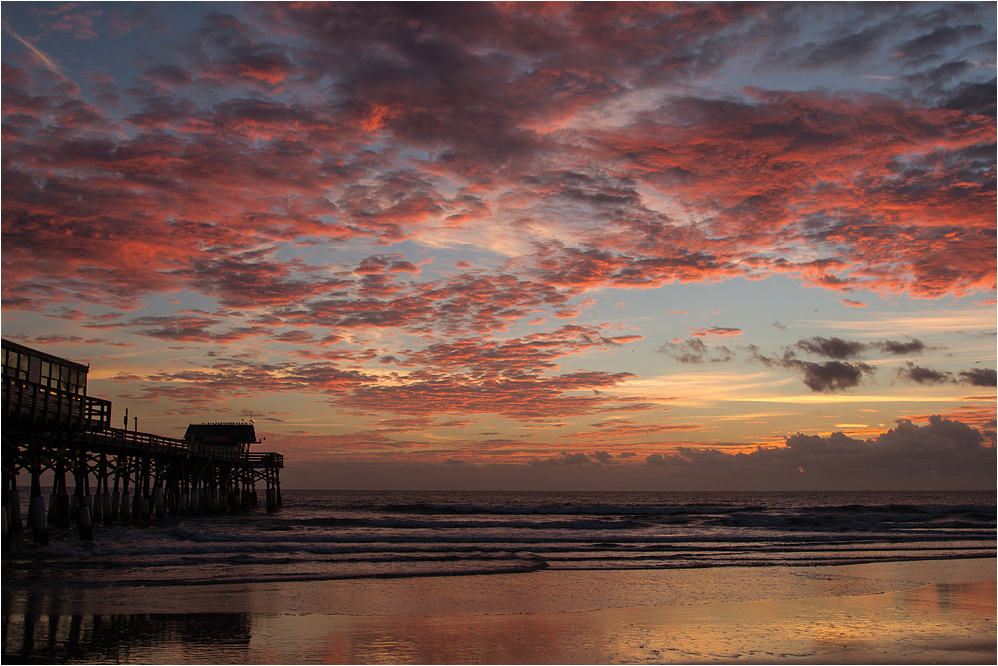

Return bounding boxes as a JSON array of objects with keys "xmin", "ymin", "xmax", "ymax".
[{"xmin": 3, "ymin": 2, "xmax": 995, "ymax": 490}]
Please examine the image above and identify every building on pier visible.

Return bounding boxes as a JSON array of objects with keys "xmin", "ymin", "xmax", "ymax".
[
  {"xmin": 2, "ymin": 338, "xmax": 284, "ymax": 543},
  {"xmin": 2, "ymin": 338, "xmax": 110, "ymax": 431},
  {"xmin": 184, "ymin": 422, "xmax": 258, "ymax": 455}
]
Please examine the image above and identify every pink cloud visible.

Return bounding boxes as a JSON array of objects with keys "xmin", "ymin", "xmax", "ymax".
[{"xmin": 689, "ymin": 327, "xmax": 743, "ymax": 338}]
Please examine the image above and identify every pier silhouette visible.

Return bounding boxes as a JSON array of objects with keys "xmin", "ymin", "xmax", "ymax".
[{"xmin": 2, "ymin": 339, "xmax": 283, "ymax": 544}]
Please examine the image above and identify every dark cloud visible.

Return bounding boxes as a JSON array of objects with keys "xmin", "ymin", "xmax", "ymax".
[
  {"xmin": 752, "ymin": 336, "xmax": 937, "ymax": 392},
  {"xmin": 895, "ymin": 24, "xmax": 986, "ymax": 64},
  {"xmin": 658, "ymin": 338, "xmax": 734, "ymax": 364},
  {"xmin": 796, "ymin": 24, "xmax": 889, "ymax": 69},
  {"xmin": 894, "ymin": 364, "xmax": 996, "ymax": 388},
  {"xmin": 126, "ymin": 313, "xmax": 259, "ymax": 344},
  {"xmin": 959, "ymin": 367, "xmax": 997, "ymax": 387},
  {"xmin": 25, "ymin": 334, "xmax": 133, "ymax": 348},
  {"xmin": 535, "ymin": 452, "xmax": 597, "ymax": 466},
  {"xmin": 533, "ymin": 450, "xmax": 615, "ymax": 466},
  {"xmin": 896, "ymin": 362, "xmax": 952, "ymax": 385},
  {"xmin": 642, "ymin": 416, "xmax": 996, "ymax": 489},
  {"xmin": 877, "ymin": 339, "xmax": 926, "ymax": 356},
  {"xmin": 645, "ymin": 452, "xmax": 668, "ymax": 467},
  {"xmin": 943, "ymin": 78, "xmax": 997, "ymax": 117},
  {"xmin": 794, "ymin": 336, "xmax": 927, "ymax": 360},
  {"xmin": 785, "ymin": 360, "xmax": 873, "ymax": 393},
  {"xmin": 142, "ymin": 64, "xmax": 194, "ymax": 87},
  {"xmin": 795, "ymin": 336, "xmax": 866, "ymax": 360}
]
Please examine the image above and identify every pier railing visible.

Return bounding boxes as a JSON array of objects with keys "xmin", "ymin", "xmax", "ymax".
[
  {"xmin": 71, "ymin": 428, "xmax": 282, "ymax": 467},
  {"xmin": 2, "ymin": 377, "xmax": 112, "ymax": 430},
  {"xmin": 247, "ymin": 452, "xmax": 284, "ymax": 468}
]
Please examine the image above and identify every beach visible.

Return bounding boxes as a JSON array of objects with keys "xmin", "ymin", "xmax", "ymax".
[{"xmin": 3, "ymin": 558, "xmax": 994, "ymax": 664}]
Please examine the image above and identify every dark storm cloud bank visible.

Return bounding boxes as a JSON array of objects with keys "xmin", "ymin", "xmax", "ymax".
[
  {"xmin": 644, "ymin": 416, "xmax": 996, "ymax": 490},
  {"xmin": 280, "ymin": 415, "xmax": 995, "ymax": 492}
]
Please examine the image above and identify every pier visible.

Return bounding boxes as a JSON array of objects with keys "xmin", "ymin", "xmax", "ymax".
[{"xmin": 1, "ymin": 339, "xmax": 283, "ymax": 543}]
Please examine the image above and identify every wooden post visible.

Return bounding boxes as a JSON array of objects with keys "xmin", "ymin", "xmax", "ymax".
[
  {"xmin": 119, "ymin": 455, "xmax": 131, "ymax": 521},
  {"xmin": 50, "ymin": 459, "xmax": 68, "ymax": 527},
  {"xmin": 30, "ymin": 441, "xmax": 47, "ymax": 545},
  {"xmin": 111, "ymin": 453, "xmax": 122, "ymax": 521},
  {"xmin": 4, "ymin": 471, "xmax": 23, "ymax": 533},
  {"xmin": 97, "ymin": 451, "xmax": 111, "ymax": 525},
  {"xmin": 75, "ymin": 449, "xmax": 93, "ymax": 541}
]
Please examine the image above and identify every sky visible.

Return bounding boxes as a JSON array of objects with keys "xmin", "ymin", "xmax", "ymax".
[{"xmin": 2, "ymin": 1, "xmax": 995, "ymax": 491}]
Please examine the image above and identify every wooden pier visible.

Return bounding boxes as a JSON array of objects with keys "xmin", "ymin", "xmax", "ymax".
[{"xmin": 1, "ymin": 339, "xmax": 284, "ymax": 543}]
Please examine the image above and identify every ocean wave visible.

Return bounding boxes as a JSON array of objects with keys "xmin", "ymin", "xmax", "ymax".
[{"xmin": 4, "ymin": 489, "xmax": 993, "ymax": 591}]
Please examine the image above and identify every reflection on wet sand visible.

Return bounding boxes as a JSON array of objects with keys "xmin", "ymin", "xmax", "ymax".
[
  {"xmin": 6, "ymin": 581, "xmax": 993, "ymax": 664},
  {"xmin": 252, "ymin": 613, "xmax": 608, "ymax": 665},
  {"xmin": 3, "ymin": 561, "xmax": 995, "ymax": 664},
  {"xmin": 3, "ymin": 612, "xmax": 251, "ymax": 665}
]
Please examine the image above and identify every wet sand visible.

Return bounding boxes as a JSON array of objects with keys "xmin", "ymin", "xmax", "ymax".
[{"xmin": 3, "ymin": 558, "xmax": 995, "ymax": 663}]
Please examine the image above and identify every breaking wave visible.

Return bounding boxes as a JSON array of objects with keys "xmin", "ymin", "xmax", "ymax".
[{"xmin": 3, "ymin": 489, "xmax": 994, "ymax": 589}]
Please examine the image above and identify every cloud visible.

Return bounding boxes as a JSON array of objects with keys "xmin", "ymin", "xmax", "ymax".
[
  {"xmin": 642, "ymin": 416, "xmax": 996, "ymax": 488},
  {"xmin": 1, "ymin": 3, "xmax": 994, "ymax": 476},
  {"xmin": 23, "ymin": 334, "xmax": 134, "ymax": 348},
  {"xmin": 534, "ymin": 452, "xmax": 599, "ymax": 466},
  {"xmin": 895, "ymin": 363, "xmax": 996, "ymax": 387},
  {"xmin": 400, "ymin": 325, "xmax": 643, "ymax": 377},
  {"xmin": 3, "ymin": 4, "xmax": 994, "ymax": 327},
  {"xmin": 122, "ymin": 312, "xmax": 259, "ymax": 344},
  {"xmin": 784, "ymin": 360, "xmax": 874, "ymax": 393},
  {"xmin": 689, "ymin": 327, "xmax": 742, "ymax": 338},
  {"xmin": 896, "ymin": 23, "xmax": 987, "ymax": 66},
  {"xmin": 33, "ymin": 4, "xmax": 103, "ymax": 40},
  {"xmin": 573, "ymin": 420, "xmax": 699, "ymax": 443},
  {"xmin": 793, "ymin": 336, "xmax": 926, "ymax": 360},
  {"xmin": 115, "ymin": 354, "xmax": 378, "ymax": 409},
  {"xmin": 531, "ymin": 450, "xmax": 619, "ymax": 466},
  {"xmin": 943, "ymin": 78, "xmax": 997, "ymax": 117},
  {"xmin": 658, "ymin": 338, "xmax": 734, "ymax": 364},
  {"xmin": 794, "ymin": 336, "xmax": 866, "ymax": 360},
  {"xmin": 645, "ymin": 452, "xmax": 668, "ymax": 467},
  {"xmin": 896, "ymin": 362, "xmax": 952, "ymax": 385},
  {"xmin": 876, "ymin": 339, "xmax": 927, "ymax": 355},
  {"xmin": 959, "ymin": 367, "xmax": 997, "ymax": 387},
  {"xmin": 338, "ymin": 370, "xmax": 643, "ymax": 420}
]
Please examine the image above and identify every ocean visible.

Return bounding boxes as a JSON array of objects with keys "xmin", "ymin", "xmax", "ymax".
[
  {"xmin": 3, "ymin": 489, "xmax": 994, "ymax": 590},
  {"xmin": 3, "ymin": 489, "xmax": 995, "ymax": 664}
]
